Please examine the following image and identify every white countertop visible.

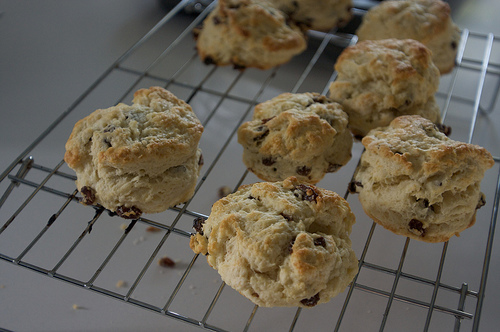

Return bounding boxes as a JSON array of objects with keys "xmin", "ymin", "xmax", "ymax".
[{"xmin": 1, "ymin": 1, "xmax": 500, "ymax": 331}]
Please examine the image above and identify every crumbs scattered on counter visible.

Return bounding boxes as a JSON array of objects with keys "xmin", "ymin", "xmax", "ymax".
[
  {"xmin": 120, "ymin": 223, "xmax": 128, "ymax": 231},
  {"xmin": 158, "ymin": 256, "xmax": 176, "ymax": 268},
  {"xmin": 116, "ymin": 280, "xmax": 127, "ymax": 288},
  {"xmin": 217, "ymin": 186, "xmax": 232, "ymax": 199},
  {"xmin": 146, "ymin": 226, "xmax": 161, "ymax": 233},
  {"xmin": 0, "ymin": 284, "xmax": 5, "ymax": 289},
  {"xmin": 132, "ymin": 236, "xmax": 145, "ymax": 245},
  {"xmin": 72, "ymin": 304, "xmax": 85, "ymax": 310}
]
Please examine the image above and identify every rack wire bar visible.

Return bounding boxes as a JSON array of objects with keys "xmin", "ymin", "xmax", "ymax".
[{"xmin": 1, "ymin": 2, "xmax": 500, "ymax": 331}]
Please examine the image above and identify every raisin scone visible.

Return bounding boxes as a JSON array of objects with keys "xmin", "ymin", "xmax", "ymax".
[
  {"xmin": 237, "ymin": 92, "xmax": 352, "ymax": 184},
  {"xmin": 190, "ymin": 176, "xmax": 358, "ymax": 307},
  {"xmin": 64, "ymin": 86, "xmax": 204, "ymax": 218},
  {"xmin": 194, "ymin": 0, "xmax": 307, "ymax": 70},
  {"xmin": 267, "ymin": 0, "xmax": 353, "ymax": 32},
  {"xmin": 329, "ymin": 38, "xmax": 442, "ymax": 138},
  {"xmin": 349, "ymin": 116, "xmax": 494, "ymax": 243},
  {"xmin": 356, "ymin": 0, "xmax": 461, "ymax": 74}
]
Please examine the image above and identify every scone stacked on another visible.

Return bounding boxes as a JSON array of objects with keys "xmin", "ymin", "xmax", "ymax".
[
  {"xmin": 349, "ymin": 116, "xmax": 494, "ymax": 243},
  {"xmin": 267, "ymin": 0, "xmax": 353, "ymax": 32},
  {"xmin": 195, "ymin": 0, "xmax": 307, "ymax": 70},
  {"xmin": 190, "ymin": 176, "xmax": 358, "ymax": 307},
  {"xmin": 64, "ymin": 87, "xmax": 204, "ymax": 219},
  {"xmin": 329, "ymin": 38, "xmax": 442, "ymax": 138},
  {"xmin": 356, "ymin": 0, "xmax": 461, "ymax": 74},
  {"xmin": 237, "ymin": 92, "xmax": 353, "ymax": 184}
]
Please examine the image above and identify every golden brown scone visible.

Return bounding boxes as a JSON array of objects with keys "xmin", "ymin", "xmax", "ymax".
[
  {"xmin": 64, "ymin": 87, "xmax": 204, "ymax": 218},
  {"xmin": 190, "ymin": 177, "xmax": 358, "ymax": 307},
  {"xmin": 267, "ymin": 0, "xmax": 353, "ymax": 31},
  {"xmin": 238, "ymin": 92, "xmax": 352, "ymax": 183},
  {"xmin": 350, "ymin": 116, "xmax": 494, "ymax": 243},
  {"xmin": 195, "ymin": 0, "xmax": 307, "ymax": 70},
  {"xmin": 356, "ymin": 0, "xmax": 461, "ymax": 74},
  {"xmin": 329, "ymin": 38, "xmax": 441, "ymax": 138}
]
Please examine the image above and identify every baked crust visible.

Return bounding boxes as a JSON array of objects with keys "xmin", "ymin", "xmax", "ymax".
[
  {"xmin": 195, "ymin": 0, "xmax": 307, "ymax": 69},
  {"xmin": 64, "ymin": 86, "xmax": 204, "ymax": 216},
  {"xmin": 356, "ymin": 0, "xmax": 461, "ymax": 74},
  {"xmin": 351, "ymin": 115, "xmax": 494, "ymax": 242},
  {"xmin": 190, "ymin": 177, "xmax": 358, "ymax": 307}
]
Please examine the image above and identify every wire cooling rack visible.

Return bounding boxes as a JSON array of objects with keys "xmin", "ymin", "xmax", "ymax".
[{"xmin": 1, "ymin": 1, "xmax": 499, "ymax": 331}]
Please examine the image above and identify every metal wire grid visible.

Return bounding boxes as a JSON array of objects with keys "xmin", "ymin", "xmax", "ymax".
[{"xmin": 1, "ymin": 1, "xmax": 500, "ymax": 331}]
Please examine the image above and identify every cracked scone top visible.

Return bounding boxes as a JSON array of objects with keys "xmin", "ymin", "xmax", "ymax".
[
  {"xmin": 237, "ymin": 92, "xmax": 353, "ymax": 184},
  {"xmin": 350, "ymin": 115, "xmax": 494, "ymax": 242},
  {"xmin": 195, "ymin": 0, "xmax": 307, "ymax": 70},
  {"xmin": 267, "ymin": 0, "xmax": 353, "ymax": 32},
  {"xmin": 64, "ymin": 86, "xmax": 204, "ymax": 218},
  {"xmin": 190, "ymin": 177, "xmax": 358, "ymax": 307},
  {"xmin": 329, "ymin": 38, "xmax": 442, "ymax": 138},
  {"xmin": 356, "ymin": 0, "xmax": 461, "ymax": 74}
]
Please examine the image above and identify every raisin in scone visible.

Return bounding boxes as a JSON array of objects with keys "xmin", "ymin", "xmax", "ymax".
[
  {"xmin": 349, "ymin": 116, "xmax": 494, "ymax": 243},
  {"xmin": 190, "ymin": 176, "xmax": 358, "ymax": 307},
  {"xmin": 356, "ymin": 0, "xmax": 461, "ymax": 74},
  {"xmin": 195, "ymin": 0, "xmax": 307, "ymax": 70},
  {"xmin": 237, "ymin": 92, "xmax": 352, "ymax": 184},
  {"xmin": 267, "ymin": 0, "xmax": 353, "ymax": 32},
  {"xmin": 329, "ymin": 38, "xmax": 442, "ymax": 138},
  {"xmin": 64, "ymin": 87, "xmax": 204, "ymax": 218}
]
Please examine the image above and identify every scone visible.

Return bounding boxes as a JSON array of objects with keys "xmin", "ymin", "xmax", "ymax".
[
  {"xmin": 349, "ymin": 116, "xmax": 494, "ymax": 243},
  {"xmin": 237, "ymin": 92, "xmax": 352, "ymax": 184},
  {"xmin": 267, "ymin": 0, "xmax": 353, "ymax": 32},
  {"xmin": 190, "ymin": 176, "xmax": 358, "ymax": 307},
  {"xmin": 329, "ymin": 38, "xmax": 442, "ymax": 138},
  {"xmin": 64, "ymin": 87, "xmax": 204, "ymax": 218},
  {"xmin": 194, "ymin": 0, "xmax": 307, "ymax": 70},
  {"xmin": 356, "ymin": 0, "xmax": 461, "ymax": 74}
]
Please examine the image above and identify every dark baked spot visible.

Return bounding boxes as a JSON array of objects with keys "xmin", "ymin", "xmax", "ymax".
[
  {"xmin": 348, "ymin": 181, "xmax": 363, "ymax": 194},
  {"xmin": 327, "ymin": 163, "xmax": 342, "ymax": 173},
  {"xmin": 261, "ymin": 116, "xmax": 275, "ymax": 124},
  {"xmin": 405, "ymin": 99, "xmax": 412, "ymax": 106},
  {"xmin": 116, "ymin": 205, "xmax": 142, "ymax": 220},
  {"xmin": 409, "ymin": 219, "xmax": 425, "ymax": 236},
  {"xmin": 203, "ymin": 56, "xmax": 215, "ymax": 65},
  {"xmin": 80, "ymin": 186, "xmax": 95, "ymax": 205},
  {"xmin": 262, "ymin": 157, "xmax": 276, "ymax": 166},
  {"xmin": 233, "ymin": 63, "xmax": 246, "ymax": 71},
  {"xmin": 311, "ymin": 94, "xmax": 330, "ymax": 104},
  {"xmin": 435, "ymin": 123, "xmax": 452, "ymax": 136},
  {"xmin": 193, "ymin": 217, "xmax": 206, "ymax": 235},
  {"xmin": 295, "ymin": 184, "xmax": 319, "ymax": 203},
  {"xmin": 476, "ymin": 194, "xmax": 486, "ymax": 209},
  {"xmin": 103, "ymin": 125, "xmax": 115, "ymax": 133},
  {"xmin": 288, "ymin": 238, "xmax": 295, "ymax": 254},
  {"xmin": 212, "ymin": 16, "xmax": 222, "ymax": 25},
  {"xmin": 300, "ymin": 293, "xmax": 320, "ymax": 307},
  {"xmin": 281, "ymin": 213, "xmax": 293, "ymax": 221},
  {"xmin": 253, "ymin": 126, "xmax": 269, "ymax": 143},
  {"xmin": 354, "ymin": 134, "xmax": 364, "ymax": 141},
  {"xmin": 296, "ymin": 165, "xmax": 311, "ymax": 176},
  {"xmin": 314, "ymin": 237, "xmax": 326, "ymax": 248},
  {"xmin": 104, "ymin": 138, "xmax": 112, "ymax": 148},
  {"xmin": 251, "ymin": 292, "xmax": 259, "ymax": 298},
  {"xmin": 451, "ymin": 41, "xmax": 457, "ymax": 50}
]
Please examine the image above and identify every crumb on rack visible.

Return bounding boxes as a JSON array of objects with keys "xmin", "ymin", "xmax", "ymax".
[
  {"xmin": 116, "ymin": 280, "xmax": 127, "ymax": 288},
  {"xmin": 218, "ymin": 185, "xmax": 232, "ymax": 198},
  {"xmin": 158, "ymin": 256, "xmax": 176, "ymax": 268},
  {"xmin": 146, "ymin": 226, "xmax": 161, "ymax": 233},
  {"xmin": 120, "ymin": 223, "xmax": 128, "ymax": 230}
]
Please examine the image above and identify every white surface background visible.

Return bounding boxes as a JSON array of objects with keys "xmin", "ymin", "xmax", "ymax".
[{"xmin": 1, "ymin": 0, "xmax": 500, "ymax": 331}]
